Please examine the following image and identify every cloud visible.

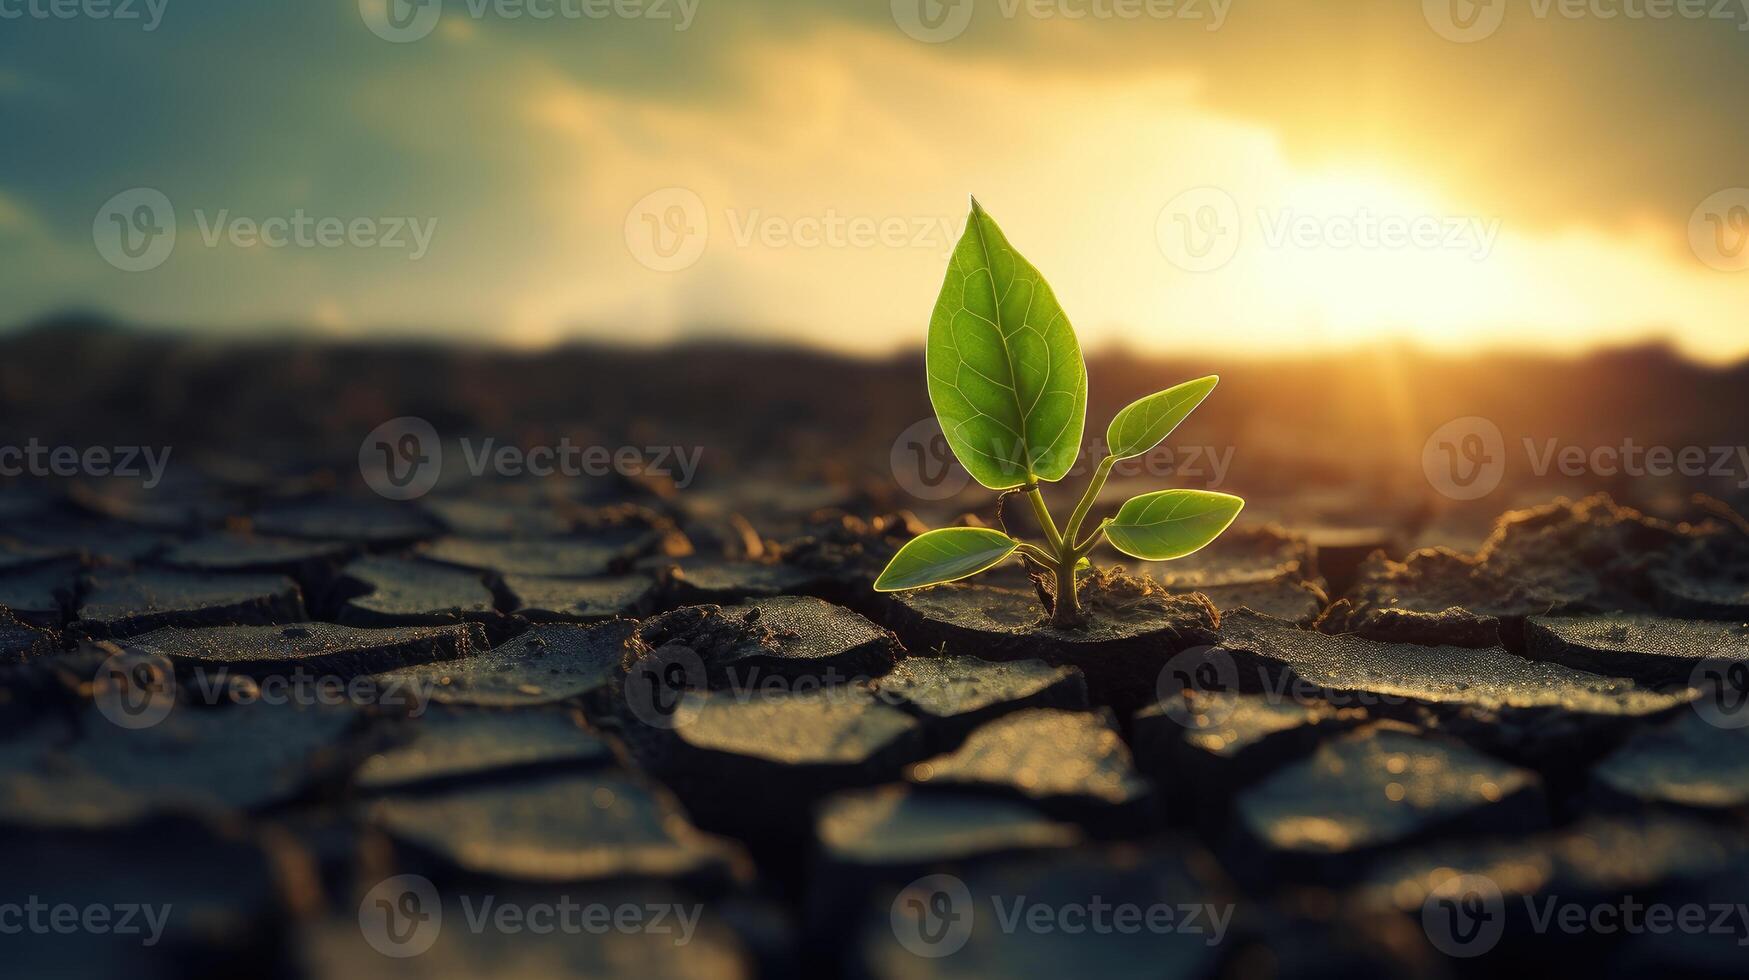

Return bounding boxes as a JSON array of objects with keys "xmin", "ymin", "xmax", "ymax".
[{"xmin": 2, "ymin": 0, "xmax": 1746, "ymax": 357}]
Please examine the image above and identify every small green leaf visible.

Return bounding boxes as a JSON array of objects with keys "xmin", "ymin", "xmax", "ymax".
[
  {"xmin": 1104, "ymin": 490, "xmax": 1244, "ymax": 561},
  {"xmin": 1106, "ymin": 375, "xmax": 1218, "ymax": 460},
  {"xmin": 874, "ymin": 527, "xmax": 1020, "ymax": 592},
  {"xmin": 927, "ymin": 198, "xmax": 1087, "ymax": 490}
]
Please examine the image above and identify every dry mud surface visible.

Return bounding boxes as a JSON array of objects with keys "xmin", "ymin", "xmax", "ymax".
[
  {"xmin": 3, "ymin": 337, "xmax": 1749, "ymax": 977},
  {"xmin": 3, "ymin": 473, "xmax": 1748, "ymax": 980}
]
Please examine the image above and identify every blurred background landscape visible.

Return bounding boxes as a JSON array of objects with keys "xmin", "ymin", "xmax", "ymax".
[{"xmin": 4, "ymin": 316, "xmax": 1746, "ymax": 562}]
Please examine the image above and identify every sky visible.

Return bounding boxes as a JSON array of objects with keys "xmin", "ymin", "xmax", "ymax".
[{"xmin": 1, "ymin": 0, "xmax": 1747, "ymax": 358}]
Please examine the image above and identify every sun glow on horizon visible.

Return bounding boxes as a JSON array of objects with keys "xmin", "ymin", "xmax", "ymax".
[{"xmin": 13, "ymin": 17, "xmax": 1746, "ymax": 362}]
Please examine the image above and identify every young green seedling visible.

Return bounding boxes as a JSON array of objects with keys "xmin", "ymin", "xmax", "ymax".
[{"xmin": 874, "ymin": 198, "xmax": 1244, "ymax": 628}]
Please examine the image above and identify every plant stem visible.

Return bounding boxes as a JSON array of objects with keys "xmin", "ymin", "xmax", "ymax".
[
  {"xmin": 1048, "ymin": 555, "xmax": 1083, "ymax": 628},
  {"xmin": 1062, "ymin": 455, "xmax": 1115, "ymax": 547},
  {"xmin": 1073, "ymin": 518, "xmax": 1112, "ymax": 558},
  {"xmin": 1013, "ymin": 542, "xmax": 1056, "ymax": 566},
  {"xmin": 1025, "ymin": 485, "xmax": 1065, "ymax": 555}
]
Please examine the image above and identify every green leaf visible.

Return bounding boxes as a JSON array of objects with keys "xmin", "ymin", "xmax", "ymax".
[
  {"xmin": 1104, "ymin": 490, "xmax": 1244, "ymax": 561},
  {"xmin": 874, "ymin": 527, "xmax": 1020, "ymax": 592},
  {"xmin": 1106, "ymin": 375, "xmax": 1218, "ymax": 460},
  {"xmin": 927, "ymin": 199, "xmax": 1087, "ymax": 490}
]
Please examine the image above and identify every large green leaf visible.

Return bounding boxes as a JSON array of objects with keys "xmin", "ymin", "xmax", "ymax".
[
  {"xmin": 1104, "ymin": 490, "xmax": 1244, "ymax": 561},
  {"xmin": 874, "ymin": 527, "xmax": 1019, "ymax": 592},
  {"xmin": 1106, "ymin": 375, "xmax": 1218, "ymax": 460},
  {"xmin": 927, "ymin": 199, "xmax": 1087, "ymax": 490}
]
